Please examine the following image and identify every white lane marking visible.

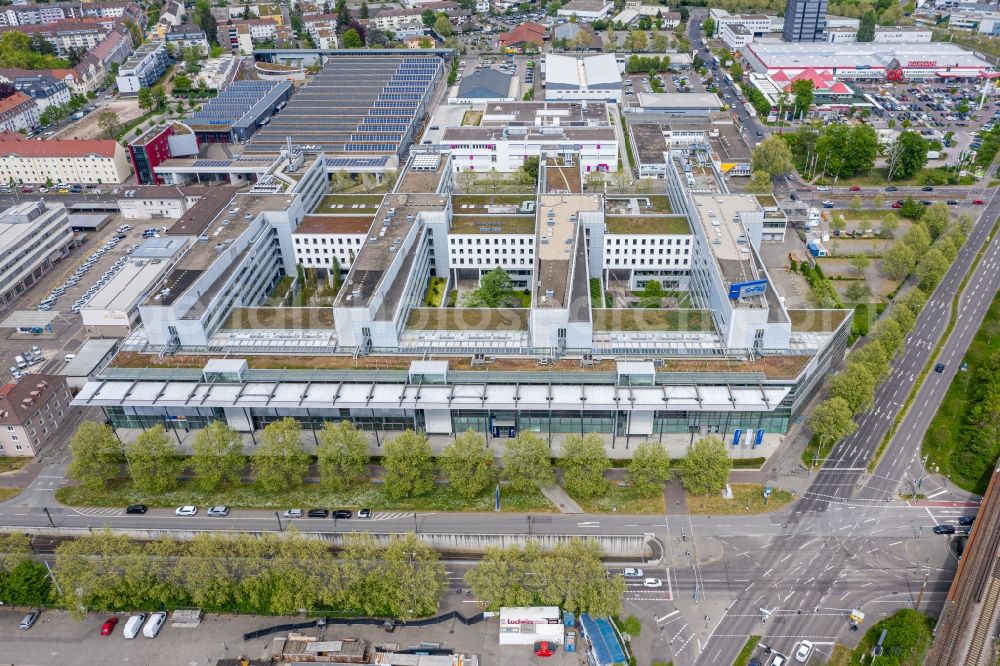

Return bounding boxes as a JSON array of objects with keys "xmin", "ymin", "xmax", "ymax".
[{"xmin": 926, "ymin": 507, "xmax": 939, "ymax": 525}]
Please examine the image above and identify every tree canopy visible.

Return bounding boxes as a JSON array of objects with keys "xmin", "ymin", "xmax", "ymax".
[
  {"xmin": 559, "ymin": 433, "xmax": 609, "ymax": 499},
  {"xmin": 251, "ymin": 418, "xmax": 311, "ymax": 492},
  {"xmin": 677, "ymin": 436, "xmax": 731, "ymax": 496},
  {"xmin": 382, "ymin": 430, "xmax": 436, "ymax": 499},
  {"xmin": 502, "ymin": 431, "xmax": 555, "ymax": 492},
  {"xmin": 440, "ymin": 430, "xmax": 495, "ymax": 499},
  {"xmin": 67, "ymin": 421, "xmax": 122, "ymax": 491}
]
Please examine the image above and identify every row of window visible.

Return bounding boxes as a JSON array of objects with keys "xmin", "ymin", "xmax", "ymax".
[
  {"xmin": 450, "ymin": 237, "xmax": 533, "ymax": 245},
  {"xmin": 294, "ymin": 236, "xmax": 364, "ymax": 245},
  {"xmin": 606, "ymin": 248, "xmax": 691, "ymax": 256}
]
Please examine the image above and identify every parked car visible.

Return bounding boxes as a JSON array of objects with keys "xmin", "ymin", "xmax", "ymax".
[
  {"xmin": 207, "ymin": 505, "xmax": 229, "ymax": 517},
  {"xmin": 19, "ymin": 609, "xmax": 40, "ymax": 630},
  {"xmin": 143, "ymin": 611, "xmax": 167, "ymax": 638},
  {"xmin": 174, "ymin": 505, "xmax": 197, "ymax": 516},
  {"xmin": 795, "ymin": 640, "xmax": 814, "ymax": 663},
  {"xmin": 122, "ymin": 614, "xmax": 146, "ymax": 639},
  {"xmin": 125, "ymin": 504, "xmax": 147, "ymax": 514},
  {"xmin": 958, "ymin": 515, "xmax": 976, "ymax": 526},
  {"xmin": 101, "ymin": 617, "xmax": 118, "ymax": 636},
  {"xmin": 283, "ymin": 508, "xmax": 304, "ymax": 518},
  {"xmin": 333, "ymin": 509, "xmax": 352, "ymax": 519},
  {"xmin": 358, "ymin": 508, "xmax": 372, "ymax": 519},
  {"xmin": 850, "ymin": 186, "xmax": 861, "ymax": 191},
  {"xmin": 307, "ymin": 508, "xmax": 329, "ymax": 518},
  {"xmin": 933, "ymin": 524, "xmax": 956, "ymax": 534}
]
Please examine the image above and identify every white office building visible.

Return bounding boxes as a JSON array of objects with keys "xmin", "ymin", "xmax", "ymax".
[
  {"xmin": 0, "ymin": 201, "xmax": 73, "ymax": 307},
  {"xmin": 543, "ymin": 53, "xmax": 622, "ymax": 103}
]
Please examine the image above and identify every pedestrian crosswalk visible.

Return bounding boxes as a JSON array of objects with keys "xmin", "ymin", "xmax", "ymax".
[{"xmin": 371, "ymin": 511, "xmax": 418, "ymax": 521}]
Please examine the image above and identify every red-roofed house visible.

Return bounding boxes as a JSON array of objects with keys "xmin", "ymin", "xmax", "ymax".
[
  {"xmin": 0, "ymin": 133, "xmax": 131, "ymax": 184},
  {"xmin": 0, "ymin": 92, "xmax": 40, "ymax": 134},
  {"xmin": 497, "ymin": 22, "xmax": 546, "ymax": 52},
  {"xmin": 0, "ymin": 375, "xmax": 72, "ymax": 457},
  {"xmin": 782, "ymin": 67, "xmax": 854, "ymax": 98}
]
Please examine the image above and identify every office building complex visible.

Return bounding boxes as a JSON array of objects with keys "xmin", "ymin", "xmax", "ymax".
[
  {"xmin": 0, "ymin": 201, "xmax": 73, "ymax": 307},
  {"xmin": 782, "ymin": 0, "xmax": 827, "ymax": 42},
  {"xmin": 187, "ymin": 80, "xmax": 293, "ymax": 144}
]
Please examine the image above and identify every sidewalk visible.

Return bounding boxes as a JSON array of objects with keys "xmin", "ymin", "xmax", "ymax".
[{"xmin": 539, "ymin": 485, "xmax": 583, "ymax": 513}]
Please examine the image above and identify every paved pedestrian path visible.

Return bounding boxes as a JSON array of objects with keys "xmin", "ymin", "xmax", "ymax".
[{"xmin": 539, "ymin": 485, "xmax": 583, "ymax": 513}]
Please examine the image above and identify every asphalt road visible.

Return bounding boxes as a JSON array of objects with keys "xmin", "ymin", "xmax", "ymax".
[{"xmin": 795, "ymin": 169, "xmax": 1000, "ymax": 519}]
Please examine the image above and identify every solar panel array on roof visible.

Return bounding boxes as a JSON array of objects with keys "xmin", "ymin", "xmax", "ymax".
[
  {"xmin": 188, "ymin": 80, "xmax": 292, "ymax": 138},
  {"xmin": 325, "ymin": 156, "xmax": 390, "ymax": 169},
  {"xmin": 246, "ymin": 55, "xmax": 443, "ymax": 160},
  {"xmin": 192, "ymin": 160, "xmax": 234, "ymax": 167}
]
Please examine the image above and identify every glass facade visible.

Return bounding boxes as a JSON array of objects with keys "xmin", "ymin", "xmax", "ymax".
[{"xmin": 653, "ymin": 408, "xmax": 790, "ymax": 435}]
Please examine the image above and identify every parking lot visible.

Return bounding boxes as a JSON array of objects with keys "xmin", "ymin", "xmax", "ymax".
[{"xmin": 1, "ymin": 212, "xmax": 167, "ymax": 385}]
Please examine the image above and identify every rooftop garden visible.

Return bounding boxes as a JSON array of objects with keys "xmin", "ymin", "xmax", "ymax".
[
  {"xmin": 593, "ymin": 309, "xmax": 715, "ymax": 332},
  {"xmin": 221, "ymin": 307, "xmax": 335, "ymax": 330},
  {"xmin": 406, "ymin": 308, "xmax": 529, "ymax": 331},
  {"xmin": 452, "ymin": 194, "xmax": 535, "ymax": 209},
  {"xmin": 314, "ymin": 194, "xmax": 385, "ymax": 214},
  {"xmin": 605, "ymin": 215, "xmax": 690, "ymax": 235},
  {"xmin": 544, "ymin": 158, "xmax": 582, "ymax": 194},
  {"xmin": 787, "ymin": 309, "xmax": 851, "ymax": 333},
  {"xmin": 450, "ymin": 215, "xmax": 536, "ymax": 234}
]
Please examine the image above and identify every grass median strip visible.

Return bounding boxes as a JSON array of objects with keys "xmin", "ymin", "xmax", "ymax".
[
  {"xmin": 55, "ymin": 480, "xmax": 554, "ymax": 513},
  {"xmin": 687, "ymin": 484, "xmax": 793, "ymax": 515}
]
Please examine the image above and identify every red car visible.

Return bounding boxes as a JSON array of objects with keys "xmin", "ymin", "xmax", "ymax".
[
  {"xmin": 973, "ymin": 199, "xmax": 985, "ymax": 205},
  {"xmin": 534, "ymin": 641, "xmax": 555, "ymax": 657},
  {"xmin": 20, "ymin": 187, "xmax": 32, "ymax": 193},
  {"xmin": 100, "ymin": 617, "xmax": 117, "ymax": 636},
  {"xmin": 891, "ymin": 202, "xmax": 903, "ymax": 208},
  {"xmin": 850, "ymin": 186, "xmax": 861, "ymax": 191}
]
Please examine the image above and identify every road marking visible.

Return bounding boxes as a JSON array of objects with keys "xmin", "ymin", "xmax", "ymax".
[
  {"xmin": 576, "ymin": 522, "xmax": 600, "ymax": 527},
  {"xmin": 926, "ymin": 488, "xmax": 948, "ymax": 499},
  {"xmin": 926, "ymin": 507, "xmax": 939, "ymax": 525},
  {"xmin": 656, "ymin": 610, "xmax": 679, "ymax": 623}
]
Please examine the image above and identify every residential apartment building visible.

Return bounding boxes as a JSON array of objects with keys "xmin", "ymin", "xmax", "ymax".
[
  {"xmin": 0, "ymin": 134, "xmax": 132, "ymax": 184},
  {"xmin": 0, "ymin": 1, "xmax": 137, "ymax": 27},
  {"xmin": 166, "ymin": 24, "xmax": 210, "ymax": 54},
  {"xmin": 9, "ymin": 19, "xmax": 107, "ymax": 56},
  {"xmin": 0, "ymin": 376, "xmax": 72, "ymax": 457},
  {"xmin": 225, "ymin": 18, "xmax": 278, "ymax": 53},
  {"xmin": 115, "ymin": 40, "xmax": 169, "ymax": 94},
  {"xmin": 0, "ymin": 92, "xmax": 40, "ymax": 133},
  {"xmin": 0, "ymin": 201, "xmax": 73, "ymax": 306},
  {"xmin": 13, "ymin": 75, "xmax": 71, "ymax": 113}
]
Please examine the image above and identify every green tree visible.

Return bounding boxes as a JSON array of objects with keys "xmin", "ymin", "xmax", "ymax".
[
  {"xmin": 360, "ymin": 1, "xmax": 370, "ymax": 18},
  {"xmin": 790, "ymin": 78, "xmax": 814, "ymax": 117},
  {"xmin": 558, "ymin": 433, "xmax": 609, "ymax": 499},
  {"xmin": 746, "ymin": 170, "xmax": 774, "ymax": 193},
  {"xmin": 421, "ymin": 8, "xmax": 436, "ymax": 26},
  {"xmin": 383, "ymin": 430, "xmax": 436, "ymax": 499},
  {"xmin": 626, "ymin": 440, "xmax": 673, "ymax": 496},
  {"xmin": 0, "ymin": 559, "xmax": 51, "ymax": 606},
  {"xmin": 625, "ymin": 30, "xmax": 647, "ymax": 52},
  {"xmin": 191, "ymin": 0, "xmax": 218, "ymax": 46},
  {"xmin": 921, "ymin": 202, "xmax": 951, "ymax": 239},
  {"xmin": 846, "ymin": 280, "xmax": 872, "ymax": 303},
  {"xmin": 521, "ymin": 155, "xmax": 540, "ymax": 182},
  {"xmin": 677, "ymin": 436, "xmax": 731, "ymax": 496},
  {"xmin": 882, "ymin": 242, "xmax": 916, "ymax": 281},
  {"xmin": 751, "ymin": 134, "xmax": 794, "ymax": 178},
  {"xmin": 137, "ymin": 87, "xmax": 154, "ymax": 111},
  {"xmin": 467, "ymin": 266, "xmax": 512, "ymax": 307},
  {"xmin": 67, "ymin": 421, "xmax": 122, "ymax": 491},
  {"xmin": 652, "ymin": 31, "xmax": 669, "ymax": 52},
  {"xmin": 872, "ymin": 317, "xmax": 904, "ymax": 355},
  {"xmin": 191, "ymin": 420, "xmax": 245, "ymax": 491},
  {"xmin": 434, "ymin": 14, "xmax": 453, "ymax": 37},
  {"xmin": 809, "ymin": 397, "xmax": 857, "ymax": 448},
  {"xmin": 857, "ymin": 9, "xmax": 877, "ymax": 41},
  {"xmin": 172, "ymin": 74, "xmax": 193, "ymax": 96},
  {"xmin": 730, "ymin": 61, "xmax": 743, "ymax": 81},
  {"xmin": 850, "ymin": 253, "xmax": 870, "ymax": 276},
  {"xmin": 887, "ymin": 131, "xmax": 929, "ymax": 181},
  {"xmin": 502, "ymin": 431, "xmax": 555, "ymax": 492},
  {"xmin": 702, "ymin": 15, "xmax": 715, "ymax": 37},
  {"xmin": 880, "ymin": 212, "xmax": 900, "ymax": 239},
  {"xmin": 252, "ymin": 418, "xmax": 310, "ymax": 492},
  {"xmin": 343, "ymin": 28, "xmax": 363, "ymax": 48},
  {"xmin": 916, "ymin": 247, "xmax": 948, "ymax": 291},
  {"xmin": 440, "ymin": 430, "xmax": 495, "ymax": 498},
  {"xmin": 316, "ymin": 421, "xmax": 370, "ymax": 491},
  {"xmin": 902, "ymin": 223, "xmax": 932, "ymax": 256},
  {"xmin": 855, "ymin": 338, "xmax": 891, "ymax": 380},
  {"xmin": 381, "ymin": 534, "xmax": 448, "ymax": 619},
  {"xmin": 829, "ymin": 363, "xmax": 877, "ymax": 413},
  {"xmin": 125, "ymin": 425, "xmax": 182, "ymax": 494}
]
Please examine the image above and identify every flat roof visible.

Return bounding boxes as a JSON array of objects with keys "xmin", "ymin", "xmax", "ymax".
[
  {"xmin": 747, "ymin": 41, "xmax": 991, "ymax": 70},
  {"xmin": 638, "ymin": 92, "xmax": 724, "ymax": 111},
  {"xmin": 60, "ymin": 338, "xmax": 118, "ymax": 377},
  {"xmin": 709, "ymin": 124, "xmax": 751, "ymax": 162},
  {"xmin": 480, "ymin": 100, "xmax": 611, "ymax": 126},
  {"xmin": 295, "ymin": 215, "xmax": 373, "ymax": 235},
  {"xmin": 692, "ymin": 193, "xmax": 766, "ymax": 304},
  {"xmin": 631, "ymin": 123, "xmax": 668, "ymax": 166},
  {"xmin": 450, "ymin": 215, "xmax": 535, "ymax": 234},
  {"xmin": 166, "ymin": 186, "xmax": 241, "ymax": 237},
  {"xmin": 535, "ymin": 193, "xmax": 601, "ymax": 309},
  {"xmin": 337, "ymin": 193, "xmax": 449, "ymax": 308},
  {"xmin": 544, "ymin": 53, "xmax": 620, "ymax": 90},
  {"xmin": 85, "ymin": 260, "xmax": 172, "ymax": 313},
  {"xmin": 606, "ymin": 215, "xmax": 690, "ymax": 234},
  {"xmin": 443, "ymin": 126, "xmax": 616, "ymax": 143}
]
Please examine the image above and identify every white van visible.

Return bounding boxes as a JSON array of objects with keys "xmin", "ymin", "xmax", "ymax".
[
  {"xmin": 142, "ymin": 611, "xmax": 166, "ymax": 638},
  {"xmin": 122, "ymin": 613, "xmax": 146, "ymax": 639},
  {"xmin": 14, "ymin": 355, "xmax": 27, "ymax": 369}
]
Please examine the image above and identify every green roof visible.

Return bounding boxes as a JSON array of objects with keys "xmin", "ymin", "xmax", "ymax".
[
  {"xmin": 593, "ymin": 309, "xmax": 715, "ymax": 332},
  {"xmin": 450, "ymin": 215, "xmax": 535, "ymax": 234},
  {"xmin": 787, "ymin": 309, "xmax": 851, "ymax": 332},
  {"xmin": 406, "ymin": 308, "xmax": 529, "ymax": 331},
  {"xmin": 605, "ymin": 215, "xmax": 691, "ymax": 235}
]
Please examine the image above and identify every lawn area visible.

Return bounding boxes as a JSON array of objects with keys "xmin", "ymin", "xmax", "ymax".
[
  {"xmin": 452, "ymin": 194, "xmax": 534, "ymax": 208},
  {"xmin": 314, "ymin": 194, "xmax": 385, "ymax": 214},
  {"xmin": 922, "ymin": 290, "xmax": 1000, "ymax": 494},
  {"xmin": 733, "ymin": 635, "xmax": 763, "ymax": 666},
  {"xmin": 55, "ymin": 479, "xmax": 555, "ymax": 513},
  {"xmin": 593, "ymin": 309, "xmax": 715, "ymax": 332},
  {"xmin": 461, "ymin": 110, "xmax": 483, "ymax": 126},
  {"xmin": 605, "ymin": 215, "xmax": 690, "ymax": 235},
  {"xmin": 573, "ymin": 485, "xmax": 665, "ymax": 514},
  {"xmin": 424, "ymin": 277, "xmax": 447, "ymax": 307},
  {"xmin": 851, "ymin": 302, "xmax": 886, "ymax": 338},
  {"xmin": 406, "ymin": 307, "xmax": 530, "ymax": 331},
  {"xmin": 686, "ymin": 484, "xmax": 794, "ymax": 515},
  {"xmin": 0, "ymin": 458, "xmax": 31, "ymax": 474},
  {"xmin": 223, "ymin": 307, "xmax": 335, "ymax": 330},
  {"xmin": 0, "ymin": 487, "xmax": 21, "ymax": 502},
  {"xmin": 450, "ymin": 215, "xmax": 535, "ymax": 234},
  {"xmin": 788, "ymin": 308, "xmax": 851, "ymax": 333}
]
